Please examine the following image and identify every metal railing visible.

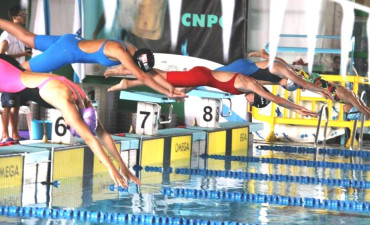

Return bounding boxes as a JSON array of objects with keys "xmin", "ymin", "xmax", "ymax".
[
  {"xmin": 351, "ymin": 91, "xmax": 367, "ymax": 150},
  {"xmin": 251, "ymin": 75, "xmax": 370, "ymax": 147}
]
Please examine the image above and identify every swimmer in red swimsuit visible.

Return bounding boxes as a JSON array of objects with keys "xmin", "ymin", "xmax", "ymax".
[
  {"xmin": 0, "ymin": 54, "xmax": 141, "ymax": 188},
  {"xmin": 106, "ymin": 66, "xmax": 319, "ymax": 117}
]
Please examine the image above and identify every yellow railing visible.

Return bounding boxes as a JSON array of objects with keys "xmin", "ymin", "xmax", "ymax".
[{"xmin": 251, "ymin": 75, "xmax": 370, "ymax": 147}]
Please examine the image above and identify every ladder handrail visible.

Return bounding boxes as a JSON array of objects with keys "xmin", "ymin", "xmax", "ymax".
[
  {"xmin": 358, "ymin": 91, "xmax": 367, "ymax": 149},
  {"xmin": 314, "ymin": 105, "xmax": 329, "ymax": 152}
]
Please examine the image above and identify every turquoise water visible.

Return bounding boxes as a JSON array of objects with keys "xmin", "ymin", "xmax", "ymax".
[{"xmin": 1, "ymin": 144, "xmax": 370, "ymax": 224}]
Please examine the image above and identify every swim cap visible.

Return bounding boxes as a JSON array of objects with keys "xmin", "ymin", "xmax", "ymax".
[
  {"xmin": 70, "ymin": 107, "xmax": 98, "ymax": 137},
  {"xmin": 133, "ymin": 48, "xmax": 155, "ymax": 72},
  {"xmin": 283, "ymin": 79, "xmax": 300, "ymax": 91},
  {"xmin": 251, "ymin": 86, "xmax": 271, "ymax": 108}
]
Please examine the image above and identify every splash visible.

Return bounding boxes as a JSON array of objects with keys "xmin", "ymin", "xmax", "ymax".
[
  {"xmin": 33, "ymin": 0, "xmax": 47, "ymax": 35},
  {"xmin": 268, "ymin": 0, "xmax": 287, "ymax": 69},
  {"xmin": 305, "ymin": 0, "xmax": 322, "ymax": 74},
  {"xmin": 168, "ymin": 0, "xmax": 183, "ymax": 52},
  {"xmin": 221, "ymin": 0, "xmax": 235, "ymax": 63},
  {"xmin": 331, "ymin": 0, "xmax": 370, "ymax": 80},
  {"xmin": 20, "ymin": 0, "xmax": 28, "ymax": 11},
  {"xmin": 338, "ymin": 0, "xmax": 354, "ymax": 79},
  {"xmin": 119, "ymin": 0, "xmax": 141, "ymax": 30},
  {"xmin": 181, "ymin": 39, "xmax": 189, "ymax": 56},
  {"xmin": 103, "ymin": 0, "xmax": 118, "ymax": 35},
  {"xmin": 268, "ymin": 0, "xmax": 370, "ymax": 81}
]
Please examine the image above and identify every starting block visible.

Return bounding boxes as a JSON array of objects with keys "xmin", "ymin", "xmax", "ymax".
[
  {"xmin": 48, "ymin": 109, "xmax": 77, "ymax": 144},
  {"xmin": 187, "ymin": 89, "xmax": 232, "ymax": 128},
  {"xmin": 120, "ymin": 91, "xmax": 175, "ymax": 135}
]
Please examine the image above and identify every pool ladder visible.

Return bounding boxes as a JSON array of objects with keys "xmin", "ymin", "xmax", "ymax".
[
  {"xmin": 350, "ymin": 91, "xmax": 367, "ymax": 150},
  {"xmin": 315, "ymin": 91, "xmax": 367, "ymax": 153},
  {"xmin": 314, "ymin": 105, "xmax": 329, "ymax": 159}
]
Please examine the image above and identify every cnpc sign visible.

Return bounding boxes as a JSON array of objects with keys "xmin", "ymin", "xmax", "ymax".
[{"xmin": 182, "ymin": 13, "xmax": 223, "ymax": 28}]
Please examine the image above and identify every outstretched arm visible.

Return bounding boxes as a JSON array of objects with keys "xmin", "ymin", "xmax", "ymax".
[
  {"xmin": 256, "ymin": 85, "xmax": 317, "ymax": 116},
  {"xmin": 64, "ymin": 105, "xmax": 129, "ymax": 187},
  {"xmin": 95, "ymin": 120, "xmax": 141, "ymax": 186},
  {"xmin": 251, "ymin": 49, "xmax": 333, "ymax": 100},
  {"xmin": 279, "ymin": 66, "xmax": 334, "ymax": 100},
  {"xmin": 107, "ymin": 67, "xmax": 187, "ymax": 97},
  {"xmin": 38, "ymin": 84, "xmax": 131, "ymax": 188},
  {"xmin": 105, "ymin": 42, "xmax": 177, "ymax": 97},
  {"xmin": 248, "ymin": 49, "xmax": 290, "ymax": 66},
  {"xmin": 241, "ymin": 77, "xmax": 318, "ymax": 116}
]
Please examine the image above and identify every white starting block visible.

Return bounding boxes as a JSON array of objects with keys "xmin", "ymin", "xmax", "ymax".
[
  {"xmin": 48, "ymin": 109, "xmax": 77, "ymax": 144},
  {"xmin": 187, "ymin": 89, "xmax": 232, "ymax": 128},
  {"xmin": 120, "ymin": 91, "xmax": 175, "ymax": 135}
]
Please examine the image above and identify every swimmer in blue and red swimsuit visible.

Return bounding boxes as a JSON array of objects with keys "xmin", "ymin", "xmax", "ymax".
[
  {"xmin": 0, "ymin": 54, "xmax": 141, "ymax": 187},
  {"xmin": 0, "ymin": 18, "xmax": 185, "ymax": 98},
  {"xmin": 215, "ymin": 49, "xmax": 333, "ymax": 100}
]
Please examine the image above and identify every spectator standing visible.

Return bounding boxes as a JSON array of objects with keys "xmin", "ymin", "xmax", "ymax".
[{"xmin": 0, "ymin": 5, "xmax": 32, "ymax": 144}]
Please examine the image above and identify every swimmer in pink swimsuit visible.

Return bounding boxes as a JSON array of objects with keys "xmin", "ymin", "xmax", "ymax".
[
  {"xmin": 0, "ymin": 55, "xmax": 86, "ymax": 103},
  {"xmin": 0, "ymin": 55, "xmax": 27, "ymax": 93},
  {"xmin": 0, "ymin": 54, "xmax": 141, "ymax": 188}
]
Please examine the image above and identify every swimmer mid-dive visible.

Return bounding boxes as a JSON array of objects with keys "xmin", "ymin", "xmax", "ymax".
[
  {"xmin": 251, "ymin": 49, "xmax": 370, "ymax": 118},
  {"xmin": 297, "ymin": 70, "xmax": 370, "ymax": 118},
  {"xmin": 105, "ymin": 66, "xmax": 319, "ymax": 117},
  {"xmin": 215, "ymin": 49, "xmax": 333, "ymax": 100},
  {"xmin": 0, "ymin": 18, "xmax": 185, "ymax": 98},
  {"xmin": 0, "ymin": 54, "xmax": 141, "ymax": 188}
]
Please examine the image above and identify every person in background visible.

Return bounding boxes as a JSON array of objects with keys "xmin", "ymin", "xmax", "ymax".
[
  {"xmin": 0, "ymin": 5, "xmax": 32, "ymax": 144},
  {"xmin": 331, "ymin": 55, "xmax": 340, "ymax": 75}
]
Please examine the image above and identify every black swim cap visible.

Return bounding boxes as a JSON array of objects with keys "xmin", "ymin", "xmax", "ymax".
[
  {"xmin": 133, "ymin": 48, "xmax": 155, "ymax": 72},
  {"xmin": 251, "ymin": 86, "xmax": 271, "ymax": 108}
]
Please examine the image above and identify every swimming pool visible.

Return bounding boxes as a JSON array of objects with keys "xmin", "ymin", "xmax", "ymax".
[{"xmin": 0, "ymin": 142, "xmax": 370, "ymax": 225}]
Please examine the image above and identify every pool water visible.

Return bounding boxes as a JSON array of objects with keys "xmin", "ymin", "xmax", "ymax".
[{"xmin": 1, "ymin": 143, "xmax": 370, "ymax": 224}]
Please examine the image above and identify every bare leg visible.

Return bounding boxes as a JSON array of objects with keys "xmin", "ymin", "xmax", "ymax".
[
  {"xmin": 10, "ymin": 107, "xmax": 21, "ymax": 141},
  {"xmin": 336, "ymin": 86, "xmax": 370, "ymax": 118},
  {"xmin": 108, "ymin": 69, "xmax": 169, "ymax": 92},
  {"xmin": 0, "ymin": 18, "xmax": 36, "ymax": 48},
  {"xmin": 104, "ymin": 65, "xmax": 132, "ymax": 78},
  {"xmin": 107, "ymin": 79, "xmax": 144, "ymax": 92},
  {"xmin": 249, "ymin": 49, "xmax": 291, "ymax": 67},
  {"xmin": 248, "ymin": 49, "xmax": 269, "ymax": 59},
  {"xmin": 1, "ymin": 107, "xmax": 10, "ymax": 141}
]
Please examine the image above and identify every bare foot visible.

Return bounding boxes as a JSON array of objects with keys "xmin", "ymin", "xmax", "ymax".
[
  {"xmin": 343, "ymin": 104, "xmax": 353, "ymax": 114},
  {"xmin": 107, "ymin": 79, "xmax": 128, "ymax": 92},
  {"xmin": 248, "ymin": 49, "xmax": 269, "ymax": 59},
  {"xmin": 104, "ymin": 65, "xmax": 129, "ymax": 78}
]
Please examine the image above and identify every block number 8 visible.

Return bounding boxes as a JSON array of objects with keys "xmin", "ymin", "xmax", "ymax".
[{"xmin": 203, "ymin": 106, "xmax": 212, "ymax": 122}]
